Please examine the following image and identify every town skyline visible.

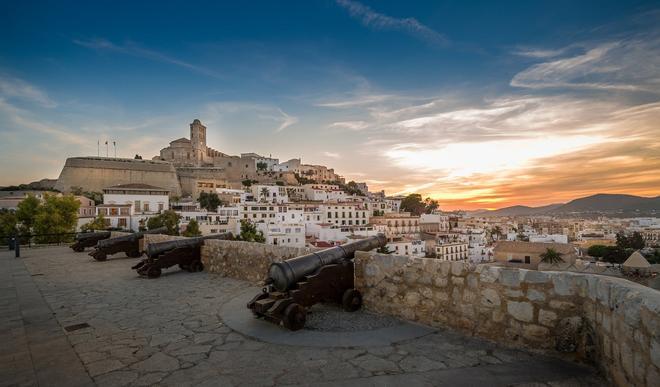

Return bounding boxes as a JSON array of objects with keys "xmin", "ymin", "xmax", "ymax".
[{"xmin": 2, "ymin": 1, "xmax": 659, "ymax": 210}]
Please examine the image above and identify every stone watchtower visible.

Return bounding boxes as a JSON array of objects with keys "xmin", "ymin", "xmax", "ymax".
[{"xmin": 190, "ymin": 119, "xmax": 207, "ymax": 164}]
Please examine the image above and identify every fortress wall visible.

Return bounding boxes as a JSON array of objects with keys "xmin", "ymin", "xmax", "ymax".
[
  {"xmin": 201, "ymin": 240, "xmax": 317, "ymax": 283},
  {"xmin": 54, "ymin": 157, "xmax": 181, "ymax": 196},
  {"xmin": 355, "ymin": 252, "xmax": 660, "ymax": 387}
]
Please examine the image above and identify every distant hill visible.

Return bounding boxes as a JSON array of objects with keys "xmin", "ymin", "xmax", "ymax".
[
  {"xmin": 553, "ymin": 194, "xmax": 660, "ymax": 214},
  {"xmin": 475, "ymin": 203, "xmax": 563, "ymax": 217},
  {"xmin": 476, "ymin": 194, "xmax": 659, "ymax": 217}
]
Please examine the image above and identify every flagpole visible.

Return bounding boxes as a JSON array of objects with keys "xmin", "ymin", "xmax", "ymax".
[
  {"xmin": 105, "ymin": 141, "xmax": 108, "ymax": 157},
  {"xmin": 97, "ymin": 140, "xmax": 99, "ymax": 157},
  {"xmin": 113, "ymin": 141, "xmax": 117, "ymax": 158}
]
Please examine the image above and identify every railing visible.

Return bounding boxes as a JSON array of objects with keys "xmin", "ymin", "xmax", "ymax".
[{"xmin": 1, "ymin": 232, "xmax": 78, "ymax": 248}]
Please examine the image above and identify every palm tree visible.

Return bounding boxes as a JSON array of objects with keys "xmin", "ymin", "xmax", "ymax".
[
  {"xmin": 492, "ymin": 226, "xmax": 503, "ymax": 241},
  {"xmin": 260, "ymin": 187, "xmax": 270, "ymax": 203},
  {"xmin": 540, "ymin": 248, "xmax": 564, "ymax": 265}
]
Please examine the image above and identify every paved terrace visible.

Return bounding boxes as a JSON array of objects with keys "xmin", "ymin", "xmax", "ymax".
[{"xmin": 1, "ymin": 246, "xmax": 606, "ymax": 386}]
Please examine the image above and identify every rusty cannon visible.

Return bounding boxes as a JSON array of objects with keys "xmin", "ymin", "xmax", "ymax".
[
  {"xmin": 247, "ymin": 234, "xmax": 386, "ymax": 331},
  {"xmin": 70, "ymin": 231, "xmax": 112, "ymax": 252},
  {"xmin": 132, "ymin": 233, "xmax": 233, "ymax": 278},
  {"xmin": 88, "ymin": 227, "xmax": 167, "ymax": 261}
]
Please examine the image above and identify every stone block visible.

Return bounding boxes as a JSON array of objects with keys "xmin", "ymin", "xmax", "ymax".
[
  {"xmin": 552, "ymin": 274, "xmax": 574, "ymax": 296},
  {"xmin": 451, "ymin": 277, "xmax": 464, "ymax": 286},
  {"xmin": 506, "ymin": 289, "xmax": 523, "ymax": 298},
  {"xmin": 451, "ymin": 261, "xmax": 466, "ymax": 276},
  {"xmin": 479, "ymin": 266, "xmax": 500, "ymax": 283},
  {"xmin": 538, "ymin": 310, "xmax": 557, "ymax": 327},
  {"xmin": 481, "ymin": 288, "xmax": 501, "ymax": 307},
  {"xmin": 507, "ymin": 301, "xmax": 533, "ymax": 322},
  {"xmin": 499, "ymin": 270, "xmax": 520, "ymax": 288},
  {"xmin": 526, "ymin": 289, "xmax": 545, "ymax": 302},
  {"xmin": 523, "ymin": 270, "xmax": 550, "ymax": 283},
  {"xmin": 652, "ymin": 339, "xmax": 660, "ymax": 369},
  {"xmin": 433, "ymin": 277, "xmax": 448, "ymax": 288},
  {"xmin": 523, "ymin": 324, "xmax": 549, "ymax": 341}
]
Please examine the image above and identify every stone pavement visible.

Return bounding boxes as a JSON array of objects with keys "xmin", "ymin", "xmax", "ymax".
[{"xmin": 1, "ymin": 247, "xmax": 608, "ymax": 386}]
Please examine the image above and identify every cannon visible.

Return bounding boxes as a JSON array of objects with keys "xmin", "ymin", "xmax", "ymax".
[
  {"xmin": 132, "ymin": 233, "xmax": 233, "ymax": 278},
  {"xmin": 88, "ymin": 227, "xmax": 167, "ymax": 261},
  {"xmin": 70, "ymin": 231, "xmax": 112, "ymax": 252},
  {"xmin": 247, "ymin": 235, "xmax": 386, "ymax": 331}
]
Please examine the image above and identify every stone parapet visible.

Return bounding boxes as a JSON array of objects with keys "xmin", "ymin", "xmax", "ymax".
[
  {"xmin": 201, "ymin": 240, "xmax": 317, "ymax": 283},
  {"xmin": 354, "ymin": 252, "xmax": 660, "ymax": 387}
]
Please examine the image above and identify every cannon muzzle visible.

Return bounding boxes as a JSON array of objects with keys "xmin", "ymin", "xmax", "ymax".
[
  {"xmin": 146, "ymin": 233, "xmax": 233, "ymax": 258},
  {"xmin": 267, "ymin": 234, "xmax": 386, "ymax": 292},
  {"xmin": 75, "ymin": 231, "xmax": 111, "ymax": 241},
  {"xmin": 95, "ymin": 227, "xmax": 168, "ymax": 248}
]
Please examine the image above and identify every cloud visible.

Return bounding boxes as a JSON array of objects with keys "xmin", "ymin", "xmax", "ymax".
[
  {"xmin": 275, "ymin": 108, "xmax": 299, "ymax": 132},
  {"xmin": 74, "ymin": 38, "xmax": 223, "ymax": 79},
  {"xmin": 335, "ymin": 0, "xmax": 449, "ymax": 47},
  {"xmin": 0, "ymin": 76, "xmax": 57, "ymax": 108},
  {"xmin": 0, "ymin": 99, "xmax": 86, "ymax": 145},
  {"xmin": 512, "ymin": 47, "xmax": 569, "ymax": 59},
  {"xmin": 323, "ymin": 151, "xmax": 341, "ymax": 159},
  {"xmin": 328, "ymin": 121, "xmax": 370, "ymax": 130},
  {"xmin": 203, "ymin": 102, "xmax": 298, "ymax": 133},
  {"xmin": 511, "ymin": 38, "xmax": 660, "ymax": 92}
]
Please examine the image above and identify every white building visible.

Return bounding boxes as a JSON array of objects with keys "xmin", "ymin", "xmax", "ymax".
[
  {"xmin": 251, "ymin": 185, "xmax": 289, "ymax": 204},
  {"xmin": 241, "ymin": 153, "xmax": 279, "ymax": 171},
  {"xmin": 388, "ymin": 239, "xmax": 425, "ymax": 257},
  {"xmin": 529, "ymin": 234, "xmax": 569, "ymax": 244},
  {"xmin": 96, "ymin": 184, "xmax": 169, "ymax": 230},
  {"xmin": 256, "ymin": 222, "xmax": 305, "ymax": 248},
  {"xmin": 303, "ymin": 184, "xmax": 347, "ymax": 202},
  {"xmin": 307, "ymin": 223, "xmax": 378, "ymax": 244},
  {"xmin": 273, "ymin": 158, "xmax": 301, "ymax": 173},
  {"xmin": 435, "ymin": 241, "xmax": 469, "ymax": 262},
  {"xmin": 321, "ymin": 202, "xmax": 370, "ymax": 226}
]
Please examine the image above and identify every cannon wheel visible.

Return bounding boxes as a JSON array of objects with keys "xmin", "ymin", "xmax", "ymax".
[
  {"xmin": 72, "ymin": 246, "xmax": 84, "ymax": 252},
  {"xmin": 178, "ymin": 263, "xmax": 190, "ymax": 272},
  {"xmin": 283, "ymin": 303, "xmax": 306, "ymax": 331},
  {"xmin": 126, "ymin": 250, "xmax": 142, "ymax": 258},
  {"xmin": 342, "ymin": 289, "xmax": 362, "ymax": 312},
  {"xmin": 190, "ymin": 261, "xmax": 204, "ymax": 272},
  {"xmin": 147, "ymin": 267, "xmax": 162, "ymax": 279},
  {"xmin": 92, "ymin": 253, "xmax": 107, "ymax": 262}
]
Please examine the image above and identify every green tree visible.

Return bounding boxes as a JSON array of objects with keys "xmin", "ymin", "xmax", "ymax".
[
  {"xmin": 540, "ymin": 248, "xmax": 565, "ymax": 265},
  {"xmin": 237, "ymin": 220, "xmax": 265, "ymax": 243},
  {"xmin": 602, "ymin": 246, "xmax": 628, "ymax": 265},
  {"xmin": 587, "ymin": 244, "xmax": 608, "ymax": 258},
  {"xmin": 0, "ymin": 210, "xmax": 18, "ymax": 245},
  {"xmin": 199, "ymin": 192, "xmax": 222, "ymax": 212},
  {"xmin": 182, "ymin": 219, "xmax": 202, "ymax": 237},
  {"xmin": 80, "ymin": 214, "xmax": 107, "ymax": 232},
  {"xmin": 16, "ymin": 194, "xmax": 40, "ymax": 233},
  {"xmin": 256, "ymin": 161, "xmax": 268, "ymax": 171},
  {"xmin": 147, "ymin": 210, "xmax": 180, "ymax": 235},
  {"xmin": 491, "ymin": 226, "xmax": 503, "ymax": 241},
  {"xmin": 33, "ymin": 194, "xmax": 80, "ymax": 243},
  {"xmin": 260, "ymin": 187, "xmax": 270, "ymax": 202},
  {"xmin": 400, "ymin": 194, "xmax": 426, "ymax": 216},
  {"xmin": 242, "ymin": 179, "xmax": 254, "ymax": 187}
]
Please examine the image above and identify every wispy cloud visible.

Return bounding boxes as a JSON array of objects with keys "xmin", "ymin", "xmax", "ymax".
[
  {"xmin": 74, "ymin": 38, "xmax": 223, "ymax": 79},
  {"xmin": 0, "ymin": 76, "xmax": 57, "ymax": 108},
  {"xmin": 512, "ymin": 47, "xmax": 569, "ymax": 59},
  {"xmin": 328, "ymin": 120, "xmax": 370, "ymax": 131},
  {"xmin": 0, "ymin": 99, "xmax": 86, "ymax": 145},
  {"xmin": 275, "ymin": 108, "xmax": 299, "ymax": 132},
  {"xmin": 511, "ymin": 38, "xmax": 660, "ymax": 92},
  {"xmin": 323, "ymin": 151, "xmax": 341, "ymax": 159},
  {"xmin": 335, "ymin": 0, "xmax": 449, "ymax": 47}
]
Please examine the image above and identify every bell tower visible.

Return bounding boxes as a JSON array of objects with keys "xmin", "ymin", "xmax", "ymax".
[{"xmin": 189, "ymin": 119, "xmax": 207, "ymax": 164}]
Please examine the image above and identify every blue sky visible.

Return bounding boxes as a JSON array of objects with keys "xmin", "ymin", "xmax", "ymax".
[{"xmin": 1, "ymin": 1, "xmax": 659, "ymax": 208}]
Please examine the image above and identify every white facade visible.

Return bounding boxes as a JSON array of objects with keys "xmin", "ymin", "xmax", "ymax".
[
  {"xmin": 388, "ymin": 239, "xmax": 425, "ymax": 257},
  {"xmin": 256, "ymin": 223, "xmax": 305, "ymax": 248},
  {"xmin": 303, "ymin": 184, "xmax": 347, "ymax": 202},
  {"xmin": 251, "ymin": 185, "xmax": 289, "ymax": 204},
  {"xmin": 529, "ymin": 234, "xmax": 569, "ymax": 244},
  {"xmin": 241, "ymin": 153, "xmax": 279, "ymax": 171},
  {"xmin": 98, "ymin": 184, "xmax": 169, "ymax": 230},
  {"xmin": 321, "ymin": 203, "xmax": 370, "ymax": 226},
  {"xmin": 436, "ymin": 241, "xmax": 469, "ymax": 261},
  {"xmin": 273, "ymin": 158, "xmax": 301, "ymax": 173}
]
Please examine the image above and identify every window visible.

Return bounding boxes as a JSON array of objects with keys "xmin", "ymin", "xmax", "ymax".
[
  {"xmin": 144, "ymin": 203, "xmax": 150, "ymax": 212},
  {"xmin": 134, "ymin": 200, "xmax": 141, "ymax": 211},
  {"xmin": 158, "ymin": 203, "xmax": 164, "ymax": 212},
  {"xmin": 524, "ymin": 256, "xmax": 531, "ymax": 264}
]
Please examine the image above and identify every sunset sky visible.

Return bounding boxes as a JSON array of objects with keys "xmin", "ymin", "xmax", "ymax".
[{"xmin": 1, "ymin": 1, "xmax": 659, "ymax": 210}]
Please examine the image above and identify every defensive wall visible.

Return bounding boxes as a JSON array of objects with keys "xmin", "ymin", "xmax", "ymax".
[
  {"xmin": 354, "ymin": 252, "xmax": 660, "ymax": 387},
  {"xmin": 129, "ymin": 236, "xmax": 659, "ymax": 386},
  {"xmin": 54, "ymin": 157, "xmax": 181, "ymax": 196}
]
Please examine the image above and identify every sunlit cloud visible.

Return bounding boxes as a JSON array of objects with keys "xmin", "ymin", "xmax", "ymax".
[{"xmin": 323, "ymin": 151, "xmax": 341, "ymax": 159}]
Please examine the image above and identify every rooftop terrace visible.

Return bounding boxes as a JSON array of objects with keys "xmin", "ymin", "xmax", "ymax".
[{"xmin": 1, "ymin": 246, "xmax": 606, "ymax": 386}]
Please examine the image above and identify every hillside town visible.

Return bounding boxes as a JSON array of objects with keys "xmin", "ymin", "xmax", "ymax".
[{"xmin": 2, "ymin": 120, "xmax": 659, "ymax": 289}]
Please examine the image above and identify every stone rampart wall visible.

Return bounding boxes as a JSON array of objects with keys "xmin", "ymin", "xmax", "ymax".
[
  {"xmin": 354, "ymin": 252, "xmax": 660, "ymax": 387},
  {"xmin": 201, "ymin": 240, "xmax": 317, "ymax": 283}
]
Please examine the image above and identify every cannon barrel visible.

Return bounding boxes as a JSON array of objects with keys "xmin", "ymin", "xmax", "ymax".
[
  {"xmin": 75, "ymin": 231, "xmax": 111, "ymax": 241},
  {"xmin": 95, "ymin": 227, "xmax": 168, "ymax": 248},
  {"xmin": 267, "ymin": 234, "xmax": 386, "ymax": 292},
  {"xmin": 146, "ymin": 233, "xmax": 233, "ymax": 258}
]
